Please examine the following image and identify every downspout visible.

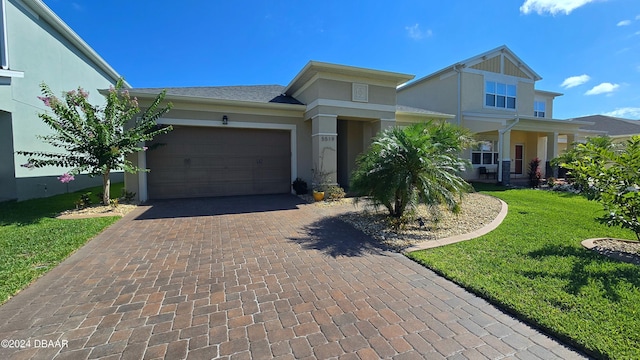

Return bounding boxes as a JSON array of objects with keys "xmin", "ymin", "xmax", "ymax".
[
  {"xmin": 497, "ymin": 116, "xmax": 520, "ymax": 183},
  {"xmin": 454, "ymin": 65, "xmax": 462, "ymax": 126}
]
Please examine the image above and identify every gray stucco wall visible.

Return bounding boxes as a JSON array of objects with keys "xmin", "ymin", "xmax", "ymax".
[{"xmin": 5, "ymin": 0, "xmax": 120, "ymax": 200}]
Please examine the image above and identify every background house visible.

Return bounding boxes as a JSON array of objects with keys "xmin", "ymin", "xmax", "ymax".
[
  {"xmin": 0, "ymin": 0, "xmax": 123, "ymax": 201},
  {"xmin": 397, "ymin": 45, "xmax": 593, "ymax": 184},
  {"xmin": 571, "ymin": 115, "xmax": 640, "ymax": 143}
]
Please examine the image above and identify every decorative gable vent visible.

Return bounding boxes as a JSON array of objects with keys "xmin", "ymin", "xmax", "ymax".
[{"xmin": 352, "ymin": 83, "xmax": 368, "ymax": 103}]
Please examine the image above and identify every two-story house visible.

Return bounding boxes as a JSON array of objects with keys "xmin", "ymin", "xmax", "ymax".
[
  {"xmin": 397, "ymin": 45, "xmax": 592, "ymax": 185},
  {"xmin": 122, "ymin": 47, "xmax": 596, "ymax": 201},
  {"xmin": 1, "ymin": 0, "xmax": 123, "ymax": 201}
]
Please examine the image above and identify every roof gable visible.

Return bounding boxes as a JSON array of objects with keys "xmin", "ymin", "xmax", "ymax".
[
  {"xmin": 399, "ymin": 45, "xmax": 541, "ymax": 91},
  {"xmin": 463, "ymin": 45, "xmax": 541, "ymax": 81},
  {"xmin": 285, "ymin": 61, "xmax": 414, "ymax": 97}
]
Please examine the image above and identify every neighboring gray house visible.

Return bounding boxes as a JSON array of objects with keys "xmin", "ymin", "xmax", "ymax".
[
  {"xmin": 570, "ymin": 115, "xmax": 640, "ymax": 143},
  {"xmin": 0, "ymin": 0, "xmax": 123, "ymax": 201}
]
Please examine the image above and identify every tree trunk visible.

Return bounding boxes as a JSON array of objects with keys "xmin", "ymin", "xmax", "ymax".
[{"xmin": 102, "ymin": 171, "xmax": 110, "ymax": 205}]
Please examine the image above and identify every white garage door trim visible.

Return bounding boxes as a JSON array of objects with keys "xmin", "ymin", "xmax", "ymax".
[{"xmin": 138, "ymin": 118, "xmax": 297, "ymax": 202}]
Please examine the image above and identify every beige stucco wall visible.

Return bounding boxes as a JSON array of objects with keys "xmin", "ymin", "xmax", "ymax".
[
  {"xmin": 517, "ymin": 82, "xmax": 535, "ymax": 116},
  {"xmin": 313, "ymin": 79, "xmax": 396, "ymax": 106},
  {"xmin": 460, "ymin": 72, "xmax": 483, "ymax": 112},
  {"xmin": 397, "ymin": 74, "xmax": 458, "ymax": 116}
]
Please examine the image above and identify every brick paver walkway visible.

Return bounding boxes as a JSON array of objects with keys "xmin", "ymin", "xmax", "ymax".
[{"xmin": 0, "ymin": 195, "xmax": 586, "ymax": 359}]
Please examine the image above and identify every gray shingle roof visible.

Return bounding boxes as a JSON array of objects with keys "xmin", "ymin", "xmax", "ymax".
[
  {"xmin": 131, "ymin": 85, "xmax": 303, "ymax": 105},
  {"xmin": 571, "ymin": 115, "xmax": 640, "ymax": 136}
]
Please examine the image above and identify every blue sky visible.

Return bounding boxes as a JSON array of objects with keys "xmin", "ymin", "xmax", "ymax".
[{"xmin": 43, "ymin": 0, "xmax": 639, "ymax": 120}]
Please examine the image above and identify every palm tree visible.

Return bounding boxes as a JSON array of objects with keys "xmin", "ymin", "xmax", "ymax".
[{"xmin": 350, "ymin": 121, "xmax": 472, "ymax": 219}]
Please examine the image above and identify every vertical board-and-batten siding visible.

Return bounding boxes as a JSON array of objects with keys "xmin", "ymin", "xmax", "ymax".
[
  {"xmin": 470, "ymin": 55, "xmax": 531, "ymax": 80},
  {"xmin": 470, "ymin": 56, "xmax": 501, "ymax": 73}
]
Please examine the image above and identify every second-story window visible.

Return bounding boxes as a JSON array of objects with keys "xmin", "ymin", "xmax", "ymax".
[
  {"xmin": 534, "ymin": 100, "xmax": 546, "ymax": 118},
  {"xmin": 485, "ymin": 81, "xmax": 516, "ymax": 110}
]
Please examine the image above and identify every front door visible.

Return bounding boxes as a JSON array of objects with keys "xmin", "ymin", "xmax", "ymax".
[{"xmin": 514, "ymin": 144, "xmax": 524, "ymax": 175}]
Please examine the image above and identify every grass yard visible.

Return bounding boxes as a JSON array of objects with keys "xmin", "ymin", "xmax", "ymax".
[
  {"xmin": 407, "ymin": 185, "xmax": 640, "ymax": 359},
  {"xmin": 0, "ymin": 184, "xmax": 124, "ymax": 304}
]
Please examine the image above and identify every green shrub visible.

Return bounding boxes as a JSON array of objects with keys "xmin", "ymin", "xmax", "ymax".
[
  {"xmin": 325, "ymin": 185, "xmax": 345, "ymax": 201},
  {"xmin": 120, "ymin": 189, "xmax": 136, "ymax": 203},
  {"xmin": 560, "ymin": 135, "xmax": 640, "ymax": 240},
  {"xmin": 75, "ymin": 192, "xmax": 92, "ymax": 209}
]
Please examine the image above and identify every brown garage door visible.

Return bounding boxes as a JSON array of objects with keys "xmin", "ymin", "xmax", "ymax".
[{"xmin": 146, "ymin": 126, "xmax": 291, "ymax": 199}]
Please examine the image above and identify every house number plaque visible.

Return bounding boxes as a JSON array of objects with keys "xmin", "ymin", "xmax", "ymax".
[{"xmin": 320, "ymin": 136, "xmax": 335, "ymax": 142}]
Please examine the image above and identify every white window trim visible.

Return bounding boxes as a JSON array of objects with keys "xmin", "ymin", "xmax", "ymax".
[
  {"xmin": 471, "ymin": 140, "xmax": 500, "ymax": 166},
  {"xmin": 484, "ymin": 77, "xmax": 517, "ymax": 111},
  {"xmin": 534, "ymin": 99, "xmax": 546, "ymax": 118}
]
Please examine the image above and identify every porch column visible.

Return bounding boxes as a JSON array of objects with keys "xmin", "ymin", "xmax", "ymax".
[
  {"xmin": 546, "ymin": 132, "xmax": 559, "ymax": 178},
  {"xmin": 499, "ymin": 129, "xmax": 512, "ymax": 185},
  {"xmin": 311, "ymin": 114, "xmax": 338, "ymax": 185}
]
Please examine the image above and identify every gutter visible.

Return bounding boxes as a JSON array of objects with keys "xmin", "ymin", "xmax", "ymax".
[{"xmin": 497, "ymin": 117, "xmax": 520, "ymax": 183}]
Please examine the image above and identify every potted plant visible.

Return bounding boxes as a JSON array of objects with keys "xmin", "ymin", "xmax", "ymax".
[
  {"xmin": 292, "ymin": 178, "xmax": 308, "ymax": 195},
  {"xmin": 311, "ymin": 167, "xmax": 330, "ymax": 201}
]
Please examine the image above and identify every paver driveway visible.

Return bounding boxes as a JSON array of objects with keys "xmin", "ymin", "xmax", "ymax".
[{"xmin": 0, "ymin": 195, "xmax": 586, "ymax": 359}]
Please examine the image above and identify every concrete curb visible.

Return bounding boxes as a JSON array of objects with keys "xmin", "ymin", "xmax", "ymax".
[
  {"xmin": 581, "ymin": 237, "xmax": 640, "ymax": 265},
  {"xmin": 403, "ymin": 195, "xmax": 508, "ymax": 253}
]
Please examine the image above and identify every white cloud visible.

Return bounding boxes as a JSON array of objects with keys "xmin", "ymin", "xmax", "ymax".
[
  {"xmin": 617, "ymin": 19, "xmax": 632, "ymax": 26},
  {"xmin": 585, "ymin": 82, "xmax": 619, "ymax": 95},
  {"xmin": 603, "ymin": 107, "xmax": 640, "ymax": 119},
  {"xmin": 405, "ymin": 23, "xmax": 432, "ymax": 40},
  {"xmin": 636, "ymin": 14, "xmax": 640, "ymax": 20},
  {"xmin": 560, "ymin": 74, "xmax": 590, "ymax": 88},
  {"xmin": 520, "ymin": 0, "xmax": 599, "ymax": 15}
]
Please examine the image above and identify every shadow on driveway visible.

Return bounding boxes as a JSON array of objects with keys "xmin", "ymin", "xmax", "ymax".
[
  {"xmin": 289, "ymin": 216, "xmax": 392, "ymax": 258},
  {"xmin": 134, "ymin": 194, "xmax": 306, "ymax": 220}
]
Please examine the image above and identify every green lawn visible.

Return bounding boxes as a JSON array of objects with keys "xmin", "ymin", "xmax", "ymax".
[
  {"xmin": 0, "ymin": 184, "xmax": 124, "ymax": 304},
  {"xmin": 407, "ymin": 185, "xmax": 640, "ymax": 359}
]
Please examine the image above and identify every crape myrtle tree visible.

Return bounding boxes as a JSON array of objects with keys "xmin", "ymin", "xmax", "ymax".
[
  {"xmin": 18, "ymin": 78, "xmax": 173, "ymax": 205},
  {"xmin": 350, "ymin": 121, "xmax": 473, "ymax": 220},
  {"xmin": 557, "ymin": 135, "xmax": 640, "ymax": 240}
]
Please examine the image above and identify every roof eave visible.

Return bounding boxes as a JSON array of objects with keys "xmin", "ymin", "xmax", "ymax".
[
  {"xmin": 23, "ymin": 0, "xmax": 127, "ymax": 87},
  {"xmin": 125, "ymin": 91, "xmax": 307, "ymax": 111},
  {"xmin": 535, "ymin": 89, "xmax": 563, "ymax": 97},
  {"xmin": 396, "ymin": 111, "xmax": 455, "ymax": 119},
  {"xmin": 285, "ymin": 60, "xmax": 414, "ymax": 95}
]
